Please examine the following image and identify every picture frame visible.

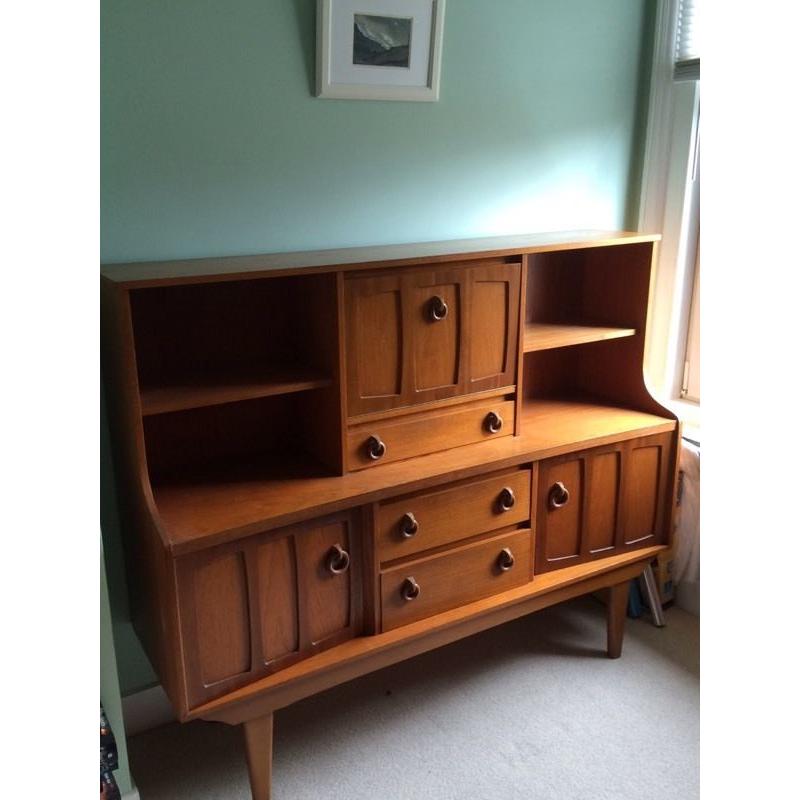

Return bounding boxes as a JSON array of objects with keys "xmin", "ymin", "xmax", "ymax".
[{"xmin": 316, "ymin": 0, "xmax": 446, "ymax": 102}]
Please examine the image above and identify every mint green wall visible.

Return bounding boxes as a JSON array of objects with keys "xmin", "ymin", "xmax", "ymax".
[
  {"xmin": 101, "ymin": 0, "xmax": 655, "ymax": 695},
  {"xmin": 102, "ymin": 0, "xmax": 653, "ymax": 264}
]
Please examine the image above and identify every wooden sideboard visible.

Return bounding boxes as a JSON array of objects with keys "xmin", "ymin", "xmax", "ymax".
[{"xmin": 101, "ymin": 230, "xmax": 679, "ymax": 800}]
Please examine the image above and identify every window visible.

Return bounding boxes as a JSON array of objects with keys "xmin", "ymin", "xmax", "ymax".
[{"xmin": 639, "ymin": 0, "xmax": 700, "ymax": 428}]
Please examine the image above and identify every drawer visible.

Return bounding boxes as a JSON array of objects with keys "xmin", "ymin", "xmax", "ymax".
[
  {"xmin": 380, "ymin": 528, "xmax": 532, "ymax": 631},
  {"xmin": 376, "ymin": 468, "xmax": 531, "ymax": 562},
  {"xmin": 346, "ymin": 398, "xmax": 515, "ymax": 471}
]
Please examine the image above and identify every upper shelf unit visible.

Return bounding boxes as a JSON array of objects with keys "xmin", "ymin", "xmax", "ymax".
[
  {"xmin": 128, "ymin": 274, "xmax": 338, "ymax": 416},
  {"xmin": 523, "ymin": 243, "xmax": 651, "ymax": 351}
]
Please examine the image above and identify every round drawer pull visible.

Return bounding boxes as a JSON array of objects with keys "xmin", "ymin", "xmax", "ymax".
[
  {"xmin": 429, "ymin": 295, "xmax": 449, "ymax": 321},
  {"xmin": 366, "ymin": 434, "xmax": 387, "ymax": 461},
  {"xmin": 400, "ymin": 512, "xmax": 419, "ymax": 538},
  {"xmin": 485, "ymin": 411, "xmax": 504, "ymax": 434},
  {"xmin": 325, "ymin": 544, "xmax": 350, "ymax": 575},
  {"xmin": 549, "ymin": 481, "xmax": 570, "ymax": 509},
  {"xmin": 401, "ymin": 576, "xmax": 421, "ymax": 601},
  {"xmin": 498, "ymin": 487, "xmax": 516, "ymax": 512},
  {"xmin": 497, "ymin": 547, "xmax": 515, "ymax": 572}
]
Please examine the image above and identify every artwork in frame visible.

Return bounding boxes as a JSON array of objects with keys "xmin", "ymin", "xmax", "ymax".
[{"xmin": 316, "ymin": 0, "xmax": 445, "ymax": 101}]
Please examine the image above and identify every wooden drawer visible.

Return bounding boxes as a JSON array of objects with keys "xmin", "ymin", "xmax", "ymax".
[
  {"xmin": 380, "ymin": 528, "xmax": 532, "ymax": 631},
  {"xmin": 376, "ymin": 468, "xmax": 531, "ymax": 562},
  {"xmin": 346, "ymin": 398, "xmax": 515, "ymax": 471}
]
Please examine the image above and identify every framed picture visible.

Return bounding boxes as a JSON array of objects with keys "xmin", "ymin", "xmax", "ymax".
[{"xmin": 316, "ymin": 0, "xmax": 446, "ymax": 102}]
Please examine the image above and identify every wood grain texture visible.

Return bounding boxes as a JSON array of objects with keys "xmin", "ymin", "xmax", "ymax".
[
  {"xmin": 175, "ymin": 511, "xmax": 362, "ymax": 708},
  {"xmin": 101, "ymin": 230, "xmax": 661, "ymax": 287},
  {"xmin": 243, "ymin": 714, "xmax": 273, "ymax": 800},
  {"xmin": 346, "ymin": 399, "xmax": 516, "ymax": 471},
  {"xmin": 523, "ymin": 322, "xmax": 636, "ymax": 353},
  {"xmin": 191, "ymin": 547, "xmax": 661, "ymax": 724},
  {"xmin": 376, "ymin": 467, "xmax": 531, "ymax": 563},
  {"xmin": 344, "ymin": 260, "xmax": 519, "ymax": 418},
  {"xmin": 140, "ymin": 367, "xmax": 332, "ymax": 416},
  {"xmin": 534, "ymin": 433, "xmax": 674, "ymax": 574},
  {"xmin": 150, "ymin": 398, "xmax": 674, "ymax": 554},
  {"xmin": 381, "ymin": 528, "xmax": 533, "ymax": 631},
  {"xmin": 607, "ymin": 581, "xmax": 628, "ymax": 659}
]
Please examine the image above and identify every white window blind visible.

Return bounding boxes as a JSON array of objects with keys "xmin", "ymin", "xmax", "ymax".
[{"xmin": 674, "ymin": 0, "xmax": 699, "ymax": 81}]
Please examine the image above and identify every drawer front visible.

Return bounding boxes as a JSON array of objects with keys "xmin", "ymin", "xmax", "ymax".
[
  {"xmin": 346, "ymin": 399, "xmax": 515, "ymax": 471},
  {"xmin": 381, "ymin": 528, "xmax": 532, "ymax": 631},
  {"xmin": 377, "ymin": 468, "xmax": 531, "ymax": 562}
]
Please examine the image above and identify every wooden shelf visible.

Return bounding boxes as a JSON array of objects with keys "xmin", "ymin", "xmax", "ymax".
[
  {"xmin": 151, "ymin": 396, "xmax": 675, "ymax": 554},
  {"xmin": 140, "ymin": 367, "xmax": 333, "ymax": 416},
  {"xmin": 523, "ymin": 322, "xmax": 636, "ymax": 352}
]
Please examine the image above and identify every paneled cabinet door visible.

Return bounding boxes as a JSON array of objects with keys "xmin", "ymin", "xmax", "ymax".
[
  {"xmin": 534, "ymin": 433, "xmax": 674, "ymax": 574},
  {"xmin": 345, "ymin": 260, "xmax": 521, "ymax": 417},
  {"xmin": 465, "ymin": 262, "xmax": 520, "ymax": 394},
  {"xmin": 345, "ymin": 273, "xmax": 406, "ymax": 417},
  {"xmin": 176, "ymin": 511, "xmax": 361, "ymax": 708}
]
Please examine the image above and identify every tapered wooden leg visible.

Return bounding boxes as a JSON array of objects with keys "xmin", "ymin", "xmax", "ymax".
[
  {"xmin": 243, "ymin": 713, "xmax": 273, "ymax": 800},
  {"xmin": 607, "ymin": 581, "xmax": 629, "ymax": 659}
]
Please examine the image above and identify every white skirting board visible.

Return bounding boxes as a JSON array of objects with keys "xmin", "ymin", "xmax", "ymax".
[{"xmin": 122, "ymin": 684, "xmax": 176, "ymax": 736}]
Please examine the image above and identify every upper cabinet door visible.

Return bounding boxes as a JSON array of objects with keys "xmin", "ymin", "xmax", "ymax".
[
  {"xmin": 344, "ymin": 260, "xmax": 521, "ymax": 418},
  {"xmin": 345, "ymin": 274, "xmax": 406, "ymax": 416},
  {"xmin": 466, "ymin": 262, "xmax": 521, "ymax": 393},
  {"xmin": 408, "ymin": 267, "xmax": 465, "ymax": 405}
]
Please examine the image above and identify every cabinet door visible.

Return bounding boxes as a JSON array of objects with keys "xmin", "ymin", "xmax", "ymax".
[
  {"xmin": 535, "ymin": 433, "xmax": 673, "ymax": 574},
  {"xmin": 345, "ymin": 274, "xmax": 406, "ymax": 416},
  {"xmin": 344, "ymin": 260, "xmax": 521, "ymax": 418},
  {"xmin": 466, "ymin": 262, "xmax": 521, "ymax": 393},
  {"xmin": 176, "ymin": 511, "xmax": 361, "ymax": 708},
  {"xmin": 407, "ymin": 267, "xmax": 465, "ymax": 405}
]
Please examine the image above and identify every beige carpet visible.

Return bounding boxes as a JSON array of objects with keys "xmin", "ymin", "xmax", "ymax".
[{"xmin": 128, "ymin": 596, "xmax": 699, "ymax": 799}]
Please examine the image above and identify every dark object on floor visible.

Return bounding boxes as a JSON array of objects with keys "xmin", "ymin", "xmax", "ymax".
[{"xmin": 101, "ymin": 705, "xmax": 120, "ymax": 799}]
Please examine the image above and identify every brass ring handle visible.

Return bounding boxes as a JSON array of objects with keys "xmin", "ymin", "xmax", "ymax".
[
  {"xmin": 485, "ymin": 411, "xmax": 504, "ymax": 434},
  {"xmin": 498, "ymin": 487, "xmax": 516, "ymax": 512},
  {"xmin": 325, "ymin": 544, "xmax": 350, "ymax": 575},
  {"xmin": 429, "ymin": 295, "xmax": 449, "ymax": 321},
  {"xmin": 366, "ymin": 434, "xmax": 387, "ymax": 461},
  {"xmin": 497, "ymin": 547, "xmax": 515, "ymax": 572},
  {"xmin": 549, "ymin": 481, "xmax": 570, "ymax": 509},
  {"xmin": 401, "ymin": 577, "xmax": 421, "ymax": 601},
  {"xmin": 400, "ymin": 512, "xmax": 419, "ymax": 538}
]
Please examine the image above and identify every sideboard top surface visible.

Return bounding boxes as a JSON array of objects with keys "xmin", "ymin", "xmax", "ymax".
[{"xmin": 100, "ymin": 230, "xmax": 660, "ymax": 287}]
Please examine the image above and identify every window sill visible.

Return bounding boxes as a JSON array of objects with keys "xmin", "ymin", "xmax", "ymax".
[{"xmin": 664, "ymin": 397, "xmax": 700, "ymax": 445}]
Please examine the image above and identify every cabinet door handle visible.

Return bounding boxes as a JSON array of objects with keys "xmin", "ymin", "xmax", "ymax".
[
  {"xmin": 497, "ymin": 547, "xmax": 515, "ymax": 572},
  {"xmin": 485, "ymin": 411, "xmax": 504, "ymax": 434},
  {"xmin": 326, "ymin": 544, "xmax": 351, "ymax": 575},
  {"xmin": 429, "ymin": 295, "xmax": 449, "ymax": 321},
  {"xmin": 401, "ymin": 576, "xmax": 421, "ymax": 601},
  {"xmin": 366, "ymin": 434, "xmax": 387, "ymax": 461},
  {"xmin": 548, "ymin": 481, "xmax": 570, "ymax": 509},
  {"xmin": 498, "ymin": 487, "xmax": 516, "ymax": 512},
  {"xmin": 399, "ymin": 512, "xmax": 419, "ymax": 538}
]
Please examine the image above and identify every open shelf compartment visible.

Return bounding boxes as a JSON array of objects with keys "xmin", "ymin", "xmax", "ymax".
[
  {"xmin": 129, "ymin": 273, "xmax": 339, "ymax": 415},
  {"xmin": 524, "ymin": 243, "xmax": 651, "ymax": 349}
]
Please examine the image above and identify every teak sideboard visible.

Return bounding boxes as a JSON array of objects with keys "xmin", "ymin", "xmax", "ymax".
[{"xmin": 101, "ymin": 231, "xmax": 679, "ymax": 799}]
